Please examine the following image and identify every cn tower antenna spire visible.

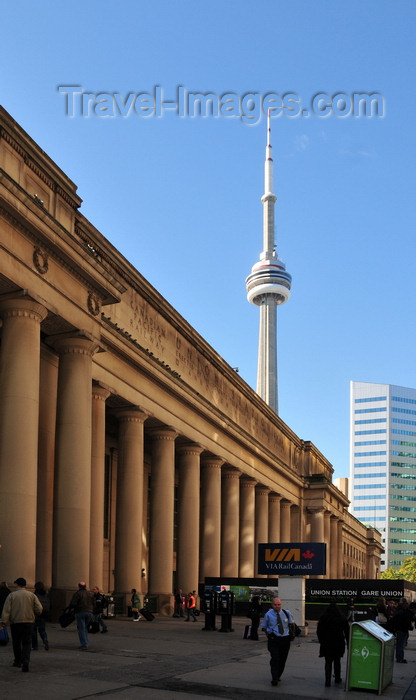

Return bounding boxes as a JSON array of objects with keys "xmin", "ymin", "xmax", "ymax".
[{"xmin": 245, "ymin": 111, "xmax": 292, "ymax": 414}]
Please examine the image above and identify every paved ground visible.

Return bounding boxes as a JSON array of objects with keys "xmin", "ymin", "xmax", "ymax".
[{"xmin": 0, "ymin": 615, "xmax": 415, "ymax": 699}]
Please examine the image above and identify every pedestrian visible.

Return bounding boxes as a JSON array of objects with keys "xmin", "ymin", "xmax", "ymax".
[
  {"xmin": 0, "ymin": 581, "xmax": 11, "ymax": 616},
  {"xmin": 261, "ymin": 597, "xmax": 294, "ymax": 686},
  {"xmin": 31, "ymin": 581, "xmax": 50, "ymax": 651},
  {"xmin": 375, "ymin": 597, "xmax": 389, "ymax": 628},
  {"xmin": 174, "ymin": 589, "xmax": 185, "ymax": 617},
  {"xmin": 317, "ymin": 601, "xmax": 349, "ymax": 687},
  {"xmin": 345, "ymin": 597, "xmax": 355, "ymax": 623},
  {"xmin": 0, "ymin": 577, "xmax": 43, "ymax": 672},
  {"xmin": 185, "ymin": 591, "xmax": 197, "ymax": 621},
  {"xmin": 92, "ymin": 586, "xmax": 108, "ymax": 633},
  {"xmin": 392, "ymin": 598, "xmax": 414, "ymax": 663},
  {"xmin": 70, "ymin": 581, "xmax": 95, "ymax": 650},
  {"xmin": 131, "ymin": 588, "xmax": 142, "ymax": 621},
  {"xmin": 247, "ymin": 595, "xmax": 262, "ymax": 640}
]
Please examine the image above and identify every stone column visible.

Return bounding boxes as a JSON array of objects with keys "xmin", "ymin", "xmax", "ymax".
[
  {"xmin": 309, "ymin": 507, "xmax": 325, "ymax": 579},
  {"xmin": 330, "ymin": 516, "xmax": 339, "ymax": 579},
  {"xmin": 52, "ymin": 335, "xmax": 99, "ymax": 593},
  {"xmin": 200, "ymin": 456, "xmax": 223, "ymax": 579},
  {"xmin": 290, "ymin": 504, "xmax": 301, "ymax": 542},
  {"xmin": 324, "ymin": 511, "xmax": 331, "ymax": 579},
  {"xmin": 268, "ymin": 493, "xmax": 281, "ymax": 544},
  {"xmin": 114, "ymin": 408, "xmax": 147, "ymax": 595},
  {"xmin": 280, "ymin": 500, "xmax": 292, "ymax": 542},
  {"xmin": 0, "ymin": 298, "xmax": 47, "ymax": 586},
  {"xmin": 176, "ymin": 443, "xmax": 203, "ymax": 595},
  {"xmin": 337, "ymin": 520, "xmax": 344, "ymax": 578},
  {"xmin": 221, "ymin": 467, "xmax": 241, "ymax": 577},
  {"xmin": 89, "ymin": 385, "xmax": 111, "ymax": 589},
  {"xmin": 239, "ymin": 476, "xmax": 256, "ymax": 577},
  {"xmin": 255, "ymin": 485, "xmax": 270, "ymax": 577},
  {"xmin": 108, "ymin": 447, "xmax": 118, "ymax": 592},
  {"xmin": 309, "ymin": 507, "xmax": 325, "ymax": 543},
  {"xmin": 36, "ymin": 346, "xmax": 58, "ymax": 588},
  {"xmin": 148, "ymin": 427, "xmax": 177, "ymax": 613}
]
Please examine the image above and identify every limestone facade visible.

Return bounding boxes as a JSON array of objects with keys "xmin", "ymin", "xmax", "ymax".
[{"xmin": 0, "ymin": 108, "xmax": 382, "ymax": 613}]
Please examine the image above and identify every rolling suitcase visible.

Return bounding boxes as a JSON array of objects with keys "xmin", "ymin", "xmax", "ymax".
[
  {"xmin": 139, "ymin": 607, "xmax": 154, "ymax": 621},
  {"xmin": 243, "ymin": 624, "xmax": 251, "ymax": 639}
]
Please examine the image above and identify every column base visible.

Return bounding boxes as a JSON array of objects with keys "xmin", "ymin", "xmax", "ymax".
[
  {"xmin": 49, "ymin": 588, "xmax": 77, "ymax": 622},
  {"xmin": 151, "ymin": 593, "xmax": 174, "ymax": 616}
]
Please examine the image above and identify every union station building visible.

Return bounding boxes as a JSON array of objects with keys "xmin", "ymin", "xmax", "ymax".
[{"xmin": 0, "ymin": 108, "xmax": 382, "ymax": 613}]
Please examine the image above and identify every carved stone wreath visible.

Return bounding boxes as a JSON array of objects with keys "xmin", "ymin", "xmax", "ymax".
[
  {"xmin": 87, "ymin": 292, "xmax": 100, "ymax": 316},
  {"xmin": 33, "ymin": 246, "xmax": 49, "ymax": 274}
]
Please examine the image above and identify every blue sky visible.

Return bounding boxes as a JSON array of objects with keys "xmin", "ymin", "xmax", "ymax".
[{"xmin": 2, "ymin": 1, "xmax": 415, "ymax": 479}]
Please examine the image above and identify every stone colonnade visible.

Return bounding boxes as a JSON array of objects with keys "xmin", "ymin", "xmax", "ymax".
[{"xmin": 0, "ymin": 296, "xmax": 344, "ymax": 611}]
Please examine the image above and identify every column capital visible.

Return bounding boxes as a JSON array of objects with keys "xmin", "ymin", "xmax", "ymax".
[
  {"xmin": 92, "ymin": 384, "xmax": 111, "ymax": 402},
  {"xmin": 114, "ymin": 407, "xmax": 148, "ymax": 424},
  {"xmin": 149, "ymin": 426, "xmax": 178, "ymax": 442},
  {"xmin": 201, "ymin": 455, "xmax": 224, "ymax": 470},
  {"xmin": 269, "ymin": 492, "xmax": 282, "ymax": 503},
  {"xmin": 0, "ymin": 297, "xmax": 48, "ymax": 323},
  {"xmin": 222, "ymin": 466, "xmax": 241, "ymax": 480},
  {"xmin": 280, "ymin": 499, "xmax": 292, "ymax": 509},
  {"xmin": 255, "ymin": 484, "xmax": 270, "ymax": 496},
  {"xmin": 176, "ymin": 442, "xmax": 204, "ymax": 457},
  {"xmin": 307, "ymin": 506, "xmax": 326, "ymax": 515},
  {"xmin": 240, "ymin": 475, "xmax": 257, "ymax": 489},
  {"xmin": 50, "ymin": 334, "xmax": 101, "ymax": 357}
]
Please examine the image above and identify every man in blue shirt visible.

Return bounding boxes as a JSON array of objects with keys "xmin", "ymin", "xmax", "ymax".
[{"xmin": 261, "ymin": 597, "xmax": 294, "ymax": 686}]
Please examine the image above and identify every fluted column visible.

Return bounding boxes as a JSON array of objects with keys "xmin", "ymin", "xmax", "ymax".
[
  {"xmin": 0, "ymin": 298, "xmax": 47, "ymax": 586},
  {"xmin": 200, "ymin": 456, "xmax": 223, "ymax": 579},
  {"xmin": 268, "ymin": 493, "xmax": 281, "ymax": 544},
  {"xmin": 280, "ymin": 500, "xmax": 292, "ymax": 541},
  {"xmin": 36, "ymin": 346, "xmax": 59, "ymax": 587},
  {"xmin": 149, "ymin": 427, "xmax": 177, "ymax": 610},
  {"xmin": 330, "ymin": 516, "xmax": 339, "ymax": 579},
  {"xmin": 52, "ymin": 335, "xmax": 99, "ymax": 591},
  {"xmin": 89, "ymin": 385, "xmax": 111, "ymax": 589},
  {"xmin": 114, "ymin": 408, "xmax": 147, "ymax": 594},
  {"xmin": 221, "ymin": 467, "xmax": 241, "ymax": 577},
  {"xmin": 323, "ymin": 511, "xmax": 331, "ymax": 579},
  {"xmin": 176, "ymin": 443, "xmax": 203, "ymax": 595},
  {"xmin": 255, "ymin": 485, "xmax": 270, "ymax": 577},
  {"xmin": 239, "ymin": 476, "xmax": 257, "ymax": 577}
]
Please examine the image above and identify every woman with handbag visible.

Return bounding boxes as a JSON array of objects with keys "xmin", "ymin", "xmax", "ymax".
[
  {"xmin": 375, "ymin": 597, "xmax": 389, "ymax": 628},
  {"xmin": 131, "ymin": 589, "xmax": 142, "ymax": 621}
]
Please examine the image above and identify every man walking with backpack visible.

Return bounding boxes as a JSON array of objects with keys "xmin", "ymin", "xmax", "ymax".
[{"xmin": 261, "ymin": 597, "xmax": 295, "ymax": 686}]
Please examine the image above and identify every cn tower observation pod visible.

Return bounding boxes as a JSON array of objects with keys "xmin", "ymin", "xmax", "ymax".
[{"xmin": 246, "ymin": 255, "xmax": 292, "ymax": 307}]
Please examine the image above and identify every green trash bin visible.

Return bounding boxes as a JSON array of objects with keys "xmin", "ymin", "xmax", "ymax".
[{"xmin": 347, "ymin": 620, "xmax": 395, "ymax": 694}]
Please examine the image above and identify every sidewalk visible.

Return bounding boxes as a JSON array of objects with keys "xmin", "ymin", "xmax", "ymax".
[{"xmin": 0, "ymin": 615, "xmax": 415, "ymax": 699}]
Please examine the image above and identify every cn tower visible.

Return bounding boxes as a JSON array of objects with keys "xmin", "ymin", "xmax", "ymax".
[{"xmin": 245, "ymin": 112, "xmax": 292, "ymax": 414}]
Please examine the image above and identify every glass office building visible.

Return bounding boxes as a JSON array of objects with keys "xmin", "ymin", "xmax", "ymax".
[{"xmin": 350, "ymin": 381, "xmax": 416, "ymax": 570}]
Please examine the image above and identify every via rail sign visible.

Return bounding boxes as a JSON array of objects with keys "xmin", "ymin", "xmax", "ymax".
[{"xmin": 258, "ymin": 542, "xmax": 326, "ymax": 575}]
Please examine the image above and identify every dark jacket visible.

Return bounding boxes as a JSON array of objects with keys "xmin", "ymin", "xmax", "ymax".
[
  {"xmin": 70, "ymin": 588, "xmax": 94, "ymax": 613},
  {"xmin": 317, "ymin": 606, "xmax": 349, "ymax": 659},
  {"xmin": 392, "ymin": 605, "xmax": 414, "ymax": 633}
]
